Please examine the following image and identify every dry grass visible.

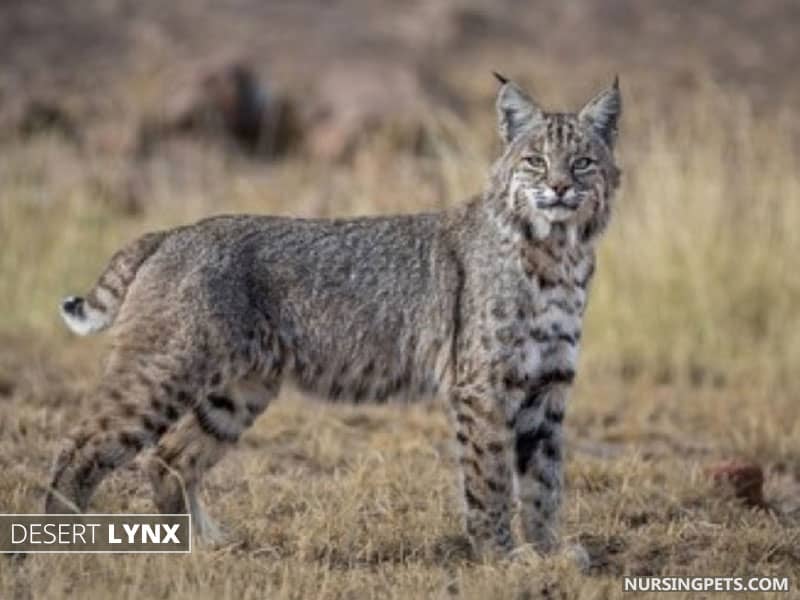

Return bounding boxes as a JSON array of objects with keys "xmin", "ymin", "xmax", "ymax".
[{"xmin": 2, "ymin": 79, "xmax": 800, "ymax": 598}]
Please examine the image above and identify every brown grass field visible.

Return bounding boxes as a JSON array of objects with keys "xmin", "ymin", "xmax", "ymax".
[{"xmin": 2, "ymin": 2, "xmax": 800, "ymax": 598}]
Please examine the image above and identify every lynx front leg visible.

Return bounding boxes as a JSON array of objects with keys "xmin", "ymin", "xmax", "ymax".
[
  {"xmin": 512, "ymin": 382, "xmax": 568, "ymax": 554},
  {"xmin": 451, "ymin": 387, "xmax": 515, "ymax": 561}
]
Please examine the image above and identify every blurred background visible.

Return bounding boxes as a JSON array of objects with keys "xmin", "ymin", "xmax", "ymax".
[
  {"xmin": 2, "ymin": 3, "xmax": 800, "ymax": 596},
  {"xmin": 2, "ymin": 0, "xmax": 799, "ymax": 385}
]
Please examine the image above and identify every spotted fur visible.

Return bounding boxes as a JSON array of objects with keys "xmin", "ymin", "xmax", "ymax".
[{"xmin": 45, "ymin": 75, "xmax": 622, "ymax": 559}]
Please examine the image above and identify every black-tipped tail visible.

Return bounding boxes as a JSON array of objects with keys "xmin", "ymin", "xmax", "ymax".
[
  {"xmin": 61, "ymin": 296, "xmax": 85, "ymax": 319},
  {"xmin": 60, "ymin": 295, "xmax": 109, "ymax": 335}
]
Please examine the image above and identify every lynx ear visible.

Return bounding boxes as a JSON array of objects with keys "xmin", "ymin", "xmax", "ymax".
[
  {"xmin": 495, "ymin": 73, "xmax": 543, "ymax": 145},
  {"xmin": 578, "ymin": 76, "xmax": 621, "ymax": 148}
]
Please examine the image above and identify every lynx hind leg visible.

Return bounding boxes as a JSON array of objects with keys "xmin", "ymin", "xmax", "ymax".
[
  {"xmin": 148, "ymin": 415, "xmax": 230, "ymax": 543},
  {"xmin": 44, "ymin": 366, "xmax": 192, "ymax": 514},
  {"xmin": 451, "ymin": 387, "xmax": 515, "ymax": 561},
  {"xmin": 148, "ymin": 375, "xmax": 278, "ymax": 542}
]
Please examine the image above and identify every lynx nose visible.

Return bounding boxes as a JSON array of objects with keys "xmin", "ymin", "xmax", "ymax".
[{"xmin": 551, "ymin": 182, "xmax": 572, "ymax": 198}]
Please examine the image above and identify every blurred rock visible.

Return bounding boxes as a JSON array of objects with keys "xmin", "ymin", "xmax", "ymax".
[
  {"xmin": 19, "ymin": 100, "xmax": 77, "ymax": 138},
  {"xmin": 5, "ymin": 98, "xmax": 82, "ymax": 143},
  {"xmin": 87, "ymin": 56, "xmax": 456, "ymax": 165},
  {"xmin": 138, "ymin": 60, "xmax": 301, "ymax": 158},
  {"xmin": 708, "ymin": 460, "xmax": 767, "ymax": 508},
  {"xmin": 302, "ymin": 60, "xmax": 445, "ymax": 161}
]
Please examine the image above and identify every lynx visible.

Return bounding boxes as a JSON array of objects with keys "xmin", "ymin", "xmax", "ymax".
[{"xmin": 46, "ymin": 74, "xmax": 621, "ymax": 560}]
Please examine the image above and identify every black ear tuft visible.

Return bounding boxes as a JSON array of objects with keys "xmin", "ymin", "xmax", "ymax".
[{"xmin": 493, "ymin": 71, "xmax": 509, "ymax": 86}]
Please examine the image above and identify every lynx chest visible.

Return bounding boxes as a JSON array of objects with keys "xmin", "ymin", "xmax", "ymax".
[{"xmin": 493, "ymin": 246, "xmax": 595, "ymax": 383}]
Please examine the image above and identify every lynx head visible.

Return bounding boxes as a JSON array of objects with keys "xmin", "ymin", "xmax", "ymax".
[{"xmin": 491, "ymin": 73, "xmax": 621, "ymax": 243}]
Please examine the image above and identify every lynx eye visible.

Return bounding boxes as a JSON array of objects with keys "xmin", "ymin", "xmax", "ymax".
[
  {"xmin": 523, "ymin": 155, "xmax": 547, "ymax": 170},
  {"xmin": 572, "ymin": 157, "xmax": 594, "ymax": 171}
]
